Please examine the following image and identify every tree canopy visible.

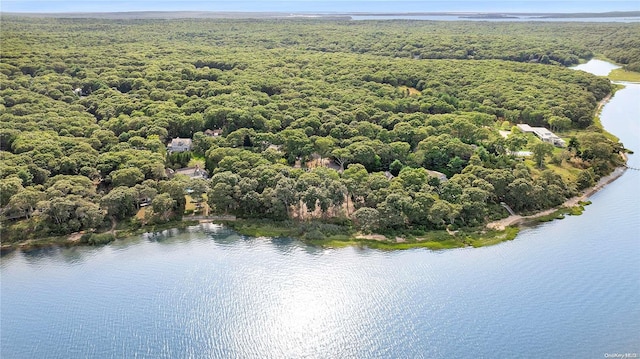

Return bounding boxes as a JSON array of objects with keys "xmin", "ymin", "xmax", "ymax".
[{"xmin": 0, "ymin": 17, "xmax": 632, "ymax": 241}]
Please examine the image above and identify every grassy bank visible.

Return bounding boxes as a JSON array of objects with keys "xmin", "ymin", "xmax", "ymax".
[
  {"xmin": 534, "ymin": 206, "xmax": 585, "ymax": 223},
  {"xmin": 521, "ymin": 201, "xmax": 590, "ymax": 225},
  {"xmin": 226, "ymin": 218, "xmax": 521, "ymax": 250},
  {"xmin": 0, "ymin": 218, "xmax": 200, "ymax": 253},
  {"xmin": 0, "ymin": 235, "xmax": 73, "ymax": 253},
  {"xmin": 608, "ymin": 69, "xmax": 640, "ymax": 82},
  {"xmin": 311, "ymin": 237, "xmax": 466, "ymax": 250},
  {"xmin": 112, "ymin": 219, "xmax": 201, "ymax": 240},
  {"xmin": 313, "ymin": 227, "xmax": 519, "ymax": 250},
  {"xmin": 1, "ymin": 201, "xmax": 588, "ymax": 253},
  {"xmin": 466, "ymin": 227, "xmax": 521, "ymax": 248}
]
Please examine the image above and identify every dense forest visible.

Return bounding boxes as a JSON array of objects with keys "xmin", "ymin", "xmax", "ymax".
[{"xmin": 1, "ymin": 17, "xmax": 637, "ymax": 242}]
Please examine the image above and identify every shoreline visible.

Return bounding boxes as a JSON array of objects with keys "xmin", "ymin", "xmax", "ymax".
[
  {"xmin": 485, "ymin": 80, "xmax": 629, "ymax": 231},
  {"xmin": 1, "ymin": 77, "xmax": 630, "ymax": 254},
  {"xmin": 486, "ymin": 164, "xmax": 627, "ymax": 231},
  {"xmin": 1, "ymin": 164, "xmax": 626, "ymax": 253},
  {"xmin": 2, "ymin": 155, "xmax": 628, "ymax": 254}
]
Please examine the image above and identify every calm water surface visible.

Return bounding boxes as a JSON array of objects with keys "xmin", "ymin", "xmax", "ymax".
[
  {"xmin": 573, "ymin": 59, "xmax": 622, "ymax": 76},
  {"xmin": 1, "ymin": 61, "xmax": 639, "ymax": 358},
  {"xmin": 351, "ymin": 15, "xmax": 640, "ymax": 22}
]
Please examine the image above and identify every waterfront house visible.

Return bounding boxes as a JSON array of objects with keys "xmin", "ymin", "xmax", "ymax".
[{"xmin": 517, "ymin": 124, "xmax": 566, "ymax": 147}]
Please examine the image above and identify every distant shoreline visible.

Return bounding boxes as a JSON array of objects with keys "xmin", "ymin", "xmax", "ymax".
[{"xmin": 2, "ymin": 10, "xmax": 639, "ymax": 20}]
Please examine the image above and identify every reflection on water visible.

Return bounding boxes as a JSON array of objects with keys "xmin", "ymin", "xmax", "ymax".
[{"xmin": 2, "ymin": 197, "xmax": 639, "ymax": 358}]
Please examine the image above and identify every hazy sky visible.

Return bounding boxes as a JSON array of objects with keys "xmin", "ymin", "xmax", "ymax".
[{"xmin": 2, "ymin": 0, "xmax": 638, "ymax": 13}]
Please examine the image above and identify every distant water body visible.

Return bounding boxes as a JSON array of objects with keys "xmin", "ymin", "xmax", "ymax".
[
  {"xmin": 2, "ymin": 0, "xmax": 639, "ymax": 14},
  {"xmin": 350, "ymin": 15, "xmax": 640, "ymax": 22},
  {"xmin": 572, "ymin": 59, "xmax": 622, "ymax": 76},
  {"xmin": 1, "ymin": 61, "xmax": 639, "ymax": 358}
]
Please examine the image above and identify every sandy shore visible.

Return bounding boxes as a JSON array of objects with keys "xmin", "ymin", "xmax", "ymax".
[{"xmin": 487, "ymin": 165, "xmax": 627, "ymax": 230}]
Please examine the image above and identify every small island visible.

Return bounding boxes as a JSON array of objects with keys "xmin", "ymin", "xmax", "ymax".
[{"xmin": 1, "ymin": 16, "xmax": 639, "ymax": 251}]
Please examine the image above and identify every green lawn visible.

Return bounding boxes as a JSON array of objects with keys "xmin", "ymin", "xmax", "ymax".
[
  {"xmin": 185, "ymin": 194, "xmax": 209, "ymax": 215},
  {"xmin": 608, "ymin": 69, "xmax": 640, "ymax": 83}
]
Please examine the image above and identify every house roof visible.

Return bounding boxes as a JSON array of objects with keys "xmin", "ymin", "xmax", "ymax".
[
  {"xmin": 517, "ymin": 124, "xmax": 562, "ymax": 142},
  {"xmin": 174, "ymin": 166, "xmax": 208, "ymax": 179},
  {"xmin": 516, "ymin": 124, "xmax": 534, "ymax": 132},
  {"xmin": 170, "ymin": 138, "xmax": 192, "ymax": 146},
  {"xmin": 204, "ymin": 129, "xmax": 223, "ymax": 136}
]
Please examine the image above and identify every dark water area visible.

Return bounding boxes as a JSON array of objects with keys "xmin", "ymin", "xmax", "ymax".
[{"xmin": 1, "ymin": 62, "xmax": 639, "ymax": 358}]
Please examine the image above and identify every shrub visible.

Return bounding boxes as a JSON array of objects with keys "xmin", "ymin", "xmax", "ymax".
[
  {"xmin": 304, "ymin": 229, "xmax": 326, "ymax": 240},
  {"xmin": 83, "ymin": 233, "xmax": 116, "ymax": 245}
]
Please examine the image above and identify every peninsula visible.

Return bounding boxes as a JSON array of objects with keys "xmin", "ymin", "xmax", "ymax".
[{"xmin": 1, "ymin": 16, "xmax": 639, "ymax": 250}]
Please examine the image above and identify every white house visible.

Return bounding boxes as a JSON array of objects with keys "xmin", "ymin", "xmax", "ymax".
[
  {"xmin": 168, "ymin": 138, "xmax": 192, "ymax": 153},
  {"xmin": 517, "ymin": 124, "xmax": 566, "ymax": 147}
]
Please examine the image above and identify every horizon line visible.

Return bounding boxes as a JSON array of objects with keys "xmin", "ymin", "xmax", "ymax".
[{"xmin": 3, "ymin": 10, "xmax": 639, "ymax": 14}]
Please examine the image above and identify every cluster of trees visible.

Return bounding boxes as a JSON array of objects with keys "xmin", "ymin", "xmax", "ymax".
[
  {"xmin": 0, "ymin": 17, "xmax": 631, "ymax": 240},
  {"xmin": 205, "ymin": 160, "xmax": 578, "ymax": 233},
  {"xmin": 6, "ymin": 17, "xmax": 635, "ymax": 68},
  {"xmin": 0, "ymin": 169, "xmax": 206, "ymax": 241}
]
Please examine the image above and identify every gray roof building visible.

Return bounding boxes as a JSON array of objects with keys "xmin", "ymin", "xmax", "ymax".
[
  {"xmin": 517, "ymin": 124, "xmax": 566, "ymax": 147},
  {"xmin": 168, "ymin": 138, "xmax": 193, "ymax": 153}
]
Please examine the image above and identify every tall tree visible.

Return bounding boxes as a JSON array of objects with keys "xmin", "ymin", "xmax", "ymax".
[
  {"xmin": 531, "ymin": 142, "xmax": 554, "ymax": 168},
  {"xmin": 152, "ymin": 193, "xmax": 177, "ymax": 221}
]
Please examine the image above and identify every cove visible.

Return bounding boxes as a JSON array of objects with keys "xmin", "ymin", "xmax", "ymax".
[{"xmin": 1, "ymin": 60, "xmax": 639, "ymax": 358}]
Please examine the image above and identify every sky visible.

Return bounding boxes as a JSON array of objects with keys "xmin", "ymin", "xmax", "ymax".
[{"xmin": 1, "ymin": 0, "xmax": 639, "ymax": 13}]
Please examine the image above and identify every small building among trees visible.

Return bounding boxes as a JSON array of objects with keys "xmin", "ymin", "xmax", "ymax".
[
  {"xmin": 204, "ymin": 129, "xmax": 223, "ymax": 137},
  {"xmin": 168, "ymin": 138, "xmax": 193, "ymax": 153},
  {"xmin": 174, "ymin": 165, "xmax": 208, "ymax": 180},
  {"xmin": 517, "ymin": 124, "xmax": 566, "ymax": 147}
]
